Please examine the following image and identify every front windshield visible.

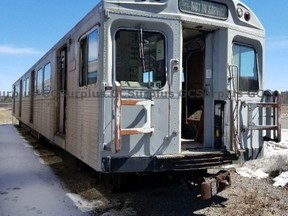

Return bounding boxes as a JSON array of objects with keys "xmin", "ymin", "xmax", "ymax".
[{"xmin": 115, "ymin": 29, "xmax": 166, "ymax": 88}]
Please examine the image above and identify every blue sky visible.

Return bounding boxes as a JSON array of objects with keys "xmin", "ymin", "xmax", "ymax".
[
  {"xmin": 0, "ymin": 0, "xmax": 287, "ymax": 93},
  {"xmin": 242, "ymin": 0, "xmax": 288, "ymax": 91},
  {"xmin": 0, "ymin": 0, "xmax": 98, "ymax": 94}
]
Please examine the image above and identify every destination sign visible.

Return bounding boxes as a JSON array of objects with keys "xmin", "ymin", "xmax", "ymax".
[{"xmin": 179, "ymin": 0, "xmax": 228, "ymax": 20}]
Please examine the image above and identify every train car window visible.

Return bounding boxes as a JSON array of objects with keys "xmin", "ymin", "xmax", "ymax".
[
  {"xmin": 26, "ymin": 78, "xmax": 30, "ymax": 97},
  {"xmin": 232, "ymin": 44, "xmax": 259, "ymax": 92},
  {"xmin": 23, "ymin": 78, "xmax": 30, "ymax": 97},
  {"xmin": 36, "ymin": 68, "xmax": 43, "ymax": 95},
  {"xmin": 44, "ymin": 63, "xmax": 52, "ymax": 93},
  {"xmin": 15, "ymin": 84, "xmax": 19, "ymax": 99},
  {"xmin": 115, "ymin": 29, "xmax": 166, "ymax": 88},
  {"xmin": 80, "ymin": 29, "xmax": 99, "ymax": 86},
  {"xmin": 23, "ymin": 79, "xmax": 26, "ymax": 97}
]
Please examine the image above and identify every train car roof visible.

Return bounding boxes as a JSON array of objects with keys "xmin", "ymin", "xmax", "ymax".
[{"xmin": 13, "ymin": 0, "xmax": 264, "ymax": 84}]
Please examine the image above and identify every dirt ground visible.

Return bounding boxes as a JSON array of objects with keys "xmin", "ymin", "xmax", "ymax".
[
  {"xmin": 11, "ymin": 127, "xmax": 288, "ymax": 216},
  {"xmin": 1, "ymin": 106, "xmax": 287, "ymax": 215},
  {"xmin": 0, "ymin": 107, "xmax": 12, "ymax": 124},
  {"xmin": 282, "ymin": 105, "xmax": 288, "ymax": 115},
  {"xmin": 0, "ymin": 104, "xmax": 17, "ymax": 125},
  {"xmin": 282, "ymin": 105, "xmax": 288, "ymax": 129}
]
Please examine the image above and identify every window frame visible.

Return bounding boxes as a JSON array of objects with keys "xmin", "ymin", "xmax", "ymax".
[
  {"xmin": 36, "ymin": 68, "xmax": 43, "ymax": 95},
  {"xmin": 43, "ymin": 62, "xmax": 52, "ymax": 94},
  {"xmin": 79, "ymin": 26, "xmax": 100, "ymax": 87},
  {"xmin": 15, "ymin": 84, "xmax": 19, "ymax": 99},
  {"xmin": 23, "ymin": 79, "xmax": 27, "ymax": 97},
  {"xmin": 26, "ymin": 77, "xmax": 30, "ymax": 97},
  {"xmin": 114, "ymin": 28, "xmax": 167, "ymax": 90},
  {"xmin": 23, "ymin": 77, "xmax": 30, "ymax": 97},
  {"xmin": 232, "ymin": 43, "xmax": 259, "ymax": 92}
]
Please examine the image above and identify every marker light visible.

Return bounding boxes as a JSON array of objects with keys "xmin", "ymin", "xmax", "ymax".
[
  {"xmin": 237, "ymin": 8, "xmax": 243, "ymax": 18},
  {"xmin": 244, "ymin": 11, "xmax": 251, "ymax": 21}
]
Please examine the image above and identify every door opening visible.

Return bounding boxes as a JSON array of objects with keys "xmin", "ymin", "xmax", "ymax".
[
  {"xmin": 181, "ymin": 30, "xmax": 206, "ymax": 151},
  {"xmin": 19, "ymin": 80, "xmax": 23, "ymax": 118},
  {"xmin": 12, "ymin": 85, "xmax": 16, "ymax": 114},
  {"xmin": 30, "ymin": 70, "xmax": 35, "ymax": 123},
  {"xmin": 57, "ymin": 47, "xmax": 67, "ymax": 135}
]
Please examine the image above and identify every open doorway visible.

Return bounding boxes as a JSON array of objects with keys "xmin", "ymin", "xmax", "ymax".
[{"xmin": 181, "ymin": 29, "xmax": 206, "ymax": 151}]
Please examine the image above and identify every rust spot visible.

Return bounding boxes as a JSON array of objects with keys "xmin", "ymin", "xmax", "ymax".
[
  {"xmin": 114, "ymin": 82, "xmax": 121, "ymax": 153},
  {"xmin": 121, "ymin": 129, "xmax": 144, "ymax": 136},
  {"xmin": 201, "ymin": 170, "xmax": 231, "ymax": 200},
  {"xmin": 255, "ymin": 102, "xmax": 278, "ymax": 107},
  {"xmin": 121, "ymin": 99, "xmax": 141, "ymax": 106}
]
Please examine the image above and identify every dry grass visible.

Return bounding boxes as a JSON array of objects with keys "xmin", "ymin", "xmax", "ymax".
[
  {"xmin": 282, "ymin": 105, "xmax": 288, "ymax": 115},
  {"xmin": 0, "ymin": 103, "xmax": 18, "ymax": 125},
  {"xmin": 0, "ymin": 107, "xmax": 12, "ymax": 124}
]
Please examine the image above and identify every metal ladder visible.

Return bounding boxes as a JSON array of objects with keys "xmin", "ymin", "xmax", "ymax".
[
  {"xmin": 241, "ymin": 90, "xmax": 281, "ymax": 142},
  {"xmin": 114, "ymin": 81, "xmax": 154, "ymax": 153}
]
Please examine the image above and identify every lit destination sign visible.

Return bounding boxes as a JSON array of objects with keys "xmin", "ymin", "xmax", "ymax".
[{"xmin": 179, "ymin": 0, "xmax": 228, "ymax": 20}]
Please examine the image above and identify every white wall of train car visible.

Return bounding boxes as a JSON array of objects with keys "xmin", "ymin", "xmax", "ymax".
[
  {"xmin": 100, "ymin": 14, "xmax": 182, "ymax": 159},
  {"xmin": 228, "ymin": 1, "xmax": 265, "ymax": 158},
  {"xmin": 229, "ymin": 30, "xmax": 265, "ymax": 159},
  {"xmin": 203, "ymin": 29, "xmax": 229, "ymax": 149},
  {"xmin": 33, "ymin": 53, "xmax": 56, "ymax": 142},
  {"xmin": 60, "ymin": 5, "xmax": 104, "ymax": 171},
  {"xmin": 12, "ymin": 4, "xmax": 105, "ymax": 171}
]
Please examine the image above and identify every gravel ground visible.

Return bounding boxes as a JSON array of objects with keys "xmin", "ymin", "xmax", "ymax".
[
  {"xmin": 10, "ymin": 126, "xmax": 287, "ymax": 216},
  {"xmin": 94, "ymin": 171, "xmax": 288, "ymax": 216}
]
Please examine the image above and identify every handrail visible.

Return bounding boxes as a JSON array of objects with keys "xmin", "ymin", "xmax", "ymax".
[{"xmin": 114, "ymin": 81, "xmax": 122, "ymax": 153}]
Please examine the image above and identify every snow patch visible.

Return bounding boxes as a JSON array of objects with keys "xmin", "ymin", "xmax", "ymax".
[
  {"xmin": 273, "ymin": 171, "xmax": 288, "ymax": 187},
  {"xmin": 38, "ymin": 156, "xmax": 62, "ymax": 165},
  {"xmin": 23, "ymin": 142, "xmax": 33, "ymax": 148},
  {"xmin": 67, "ymin": 192, "xmax": 105, "ymax": 212},
  {"xmin": 34, "ymin": 149, "xmax": 55, "ymax": 157},
  {"xmin": 67, "ymin": 188, "xmax": 113, "ymax": 213},
  {"xmin": 236, "ymin": 167, "xmax": 268, "ymax": 179},
  {"xmin": 236, "ymin": 129, "xmax": 288, "ymax": 187},
  {"xmin": 222, "ymin": 164, "xmax": 235, "ymax": 170}
]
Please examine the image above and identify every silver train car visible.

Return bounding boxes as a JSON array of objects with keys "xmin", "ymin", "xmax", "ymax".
[{"xmin": 13, "ymin": 0, "xmax": 281, "ymax": 196}]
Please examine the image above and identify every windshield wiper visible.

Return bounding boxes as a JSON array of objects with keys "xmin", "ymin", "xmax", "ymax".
[{"xmin": 138, "ymin": 26, "xmax": 146, "ymax": 75}]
